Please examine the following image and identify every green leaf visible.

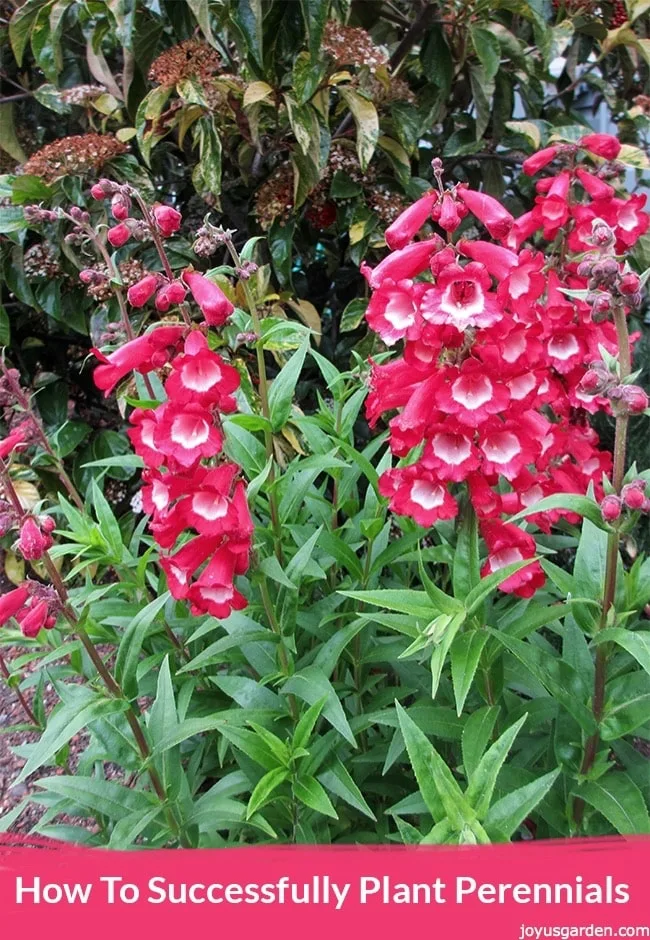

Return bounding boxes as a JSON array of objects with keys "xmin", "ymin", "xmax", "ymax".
[
  {"xmin": 339, "ymin": 297, "xmax": 368, "ymax": 333},
  {"xmin": 293, "ymin": 697, "xmax": 327, "ymax": 750},
  {"xmin": 453, "ymin": 504, "xmax": 480, "ymax": 600},
  {"xmin": 466, "ymin": 715, "xmax": 526, "ymax": 818},
  {"xmin": 338, "ymin": 87, "xmax": 379, "ymax": 172},
  {"xmin": 229, "ymin": 0, "xmax": 264, "ymax": 72},
  {"xmin": 313, "ymin": 618, "xmax": 365, "ymax": 679},
  {"xmin": 247, "ymin": 767, "xmax": 289, "ymax": 818},
  {"xmin": 469, "ymin": 64, "xmax": 494, "ymax": 139},
  {"xmin": 450, "ymin": 631, "xmax": 489, "ymax": 716},
  {"xmin": 576, "ymin": 773, "xmax": 650, "ymax": 835},
  {"xmin": 601, "ymin": 672, "xmax": 650, "ymax": 740},
  {"xmin": 16, "ymin": 693, "xmax": 128, "ymax": 784},
  {"xmin": 0, "ymin": 305, "xmax": 10, "ymax": 346},
  {"xmin": 108, "ymin": 806, "xmax": 162, "ymax": 849},
  {"xmin": 114, "ymin": 593, "xmax": 171, "ymax": 700},
  {"xmin": 0, "ymin": 206, "xmax": 28, "ymax": 234},
  {"xmin": 471, "ymin": 26, "xmax": 502, "ymax": 81},
  {"xmin": 36, "ymin": 775, "xmax": 156, "ymax": 822},
  {"xmin": 484, "ymin": 770, "xmax": 560, "ymax": 841},
  {"xmin": 339, "ymin": 588, "xmax": 453, "ymax": 619},
  {"xmin": 268, "ymin": 335, "xmax": 309, "ymax": 431},
  {"xmin": 509, "ymin": 494, "xmax": 607, "ymax": 529},
  {"xmin": 187, "ymin": 0, "xmax": 216, "ymax": 45},
  {"xmin": 293, "ymin": 776, "xmax": 338, "ymax": 819},
  {"xmin": 420, "ymin": 25, "xmax": 453, "ymax": 94},
  {"xmin": 282, "ymin": 666, "xmax": 355, "ymax": 746},
  {"xmin": 50, "ymin": 421, "xmax": 91, "ymax": 459},
  {"xmin": 299, "ymin": 0, "xmax": 329, "ymax": 57},
  {"xmin": 396, "ymin": 703, "xmax": 490, "ymax": 841},
  {"xmin": 135, "ymin": 85, "xmax": 172, "ymax": 165},
  {"xmin": 193, "ymin": 117, "xmax": 222, "ymax": 197},
  {"xmin": 592, "ymin": 629, "xmax": 650, "ymax": 678},
  {"xmin": 487, "ymin": 630, "xmax": 595, "ymax": 733},
  {"xmin": 462, "ymin": 706, "xmax": 500, "ymax": 779},
  {"xmin": 0, "ymin": 105, "xmax": 27, "ymax": 163},
  {"xmin": 9, "ymin": 0, "xmax": 42, "ymax": 65},
  {"xmin": 317, "ymin": 758, "xmax": 376, "ymax": 821}
]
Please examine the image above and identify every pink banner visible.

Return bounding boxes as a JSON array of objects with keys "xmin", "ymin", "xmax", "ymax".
[{"xmin": 1, "ymin": 836, "xmax": 650, "ymax": 938}]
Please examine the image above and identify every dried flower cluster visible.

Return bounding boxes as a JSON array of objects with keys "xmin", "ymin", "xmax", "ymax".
[
  {"xmin": 148, "ymin": 40, "xmax": 222, "ymax": 87},
  {"xmin": 22, "ymin": 243, "xmax": 63, "ymax": 280},
  {"xmin": 322, "ymin": 21, "xmax": 388, "ymax": 73},
  {"xmin": 364, "ymin": 134, "xmax": 648, "ymax": 598},
  {"xmin": 21, "ymin": 134, "xmax": 127, "ymax": 183},
  {"xmin": 59, "ymin": 85, "xmax": 106, "ymax": 106}
]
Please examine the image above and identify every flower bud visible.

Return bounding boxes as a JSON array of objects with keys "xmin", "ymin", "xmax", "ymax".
[
  {"xmin": 16, "ymin": 518, "xmax": 53, "ymax": 560},
  {"xmin": 181, "ymin": 270, "xmax": 234, "ymax": 326},
  {"xmin": 522, "ymin": 145, "xmax": 560, "ymax": 176},
  {"xmin": 621, "ymin": 481, "xmax": 647, "ymax": 511},
  {"xmin": 127, "ymin": 274, "xmax": 160, "ymax": 308},
  {"xmin": 0, "ymin": 585, "xmax": 29, "ymax": 626},
  {"xmin": 591, "ymin": 222, "xmax": 616, "ymax": 248},
  {"xmin": 39, "ymin": 515, "xmax": 56, "ymax": 534},
  {"xmin": 600, "ymin": 495, "xmax": 622, "ymax": 523},
  {"xmin": 576, "ymin": 261, "xmax": 593, "ymax": 278},
  {"xmin": 578, "ymin": 368, "xmax": 607, "ymax": 395},
  {"xmin": 591, "ymin": 292, "xmax": 613, "ymax": 315},
  {"xmin": 69, "ymin": 206, "xmax": 90, "ymax": 223},
  {"xmin": 18, "ymin": 600, "xmax": 49, "ymax": 638},
  {"xmin": 609, "ymin": 384, "xmax": 649, "ymax": 415},
  {"xmin": 619, "ymin": 272, "xmax": 641, "ymax": 295},
  {"xmin": 23, "ymin": 205, "xmax": 58, "ymax": 223},
  {"xmin": 111, "ymin": 192, "xmax": 131, "ymax": 221},
  {"xmin": 579, "ymin": 133, "xmax": 621, "ymax": 160},
  {"xmin": 90, "ymin": 178, "xmax": 118, "ymax": 199},
  {"xmin": 152, "ymin": 204, "xmax": 182, "ymax": 237},
  {"xmin": 107, "ymin": 222, "xmax": 131, "ymax": 248},
  {"xmin": 79, "ymin": 268, "xmax": 106, "ymax": 286}
]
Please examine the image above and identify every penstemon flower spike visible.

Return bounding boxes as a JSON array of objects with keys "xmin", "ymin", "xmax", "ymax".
[
  {"xmin": 59, "ymin": 183, "xmax": 256, "ymax": 622},
  {"xmin": 363, "ymin": 134, "xmax": 650, "ymax": 830}
]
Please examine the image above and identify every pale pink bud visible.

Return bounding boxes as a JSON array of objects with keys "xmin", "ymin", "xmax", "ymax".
[
  {"xmin": 0, "ymin": 585, "xmax": 29, "ymax": 626},
  {"xmin": 16, "ymin": 518, "xmax": 52, "ymax": 560},
  {"xmin": 127, "ymin": 274, "xmax": 160, "ymax": 308},
  {"xmin": 456, "ymin": 186, "xmax": 514, "ymax": 240},
  {"xmin": 601, "ymin": 495, "xmax": 622, "ymax": 523},
  {"xmin": 579, "ymin": 133, "xmax": 621, "ymax": 160},
  {"xmin": 621, "ymin": 481, "xmax": 646, "ymax": 511},
  {"xmin": 107, "ymin": 223, "xmax": 131, "ymax": 248},
  {"xmin": 18, "ymin": 600, "xmax": 49, "ymax": 638},
  {"xmin": 181, "ymin": 270, "xmax": 234, "ymax": 326},
  {"xmin": 152, "ymin": 204, "xmax": 182, "ymax": 237},
  {"xmin": 111, "ymin": 193, "xmax": 131, "ymax": 221},
  {"xmin": 609, "ymin": 384, "xmax": 649, "ymax": 415},
  {"xmin": 522, "ymin": 145, "xmax": 560, "ymax": 176},
  {"xmin": 385, "ymin": 191, "xmax": 438, "ymax": 250},
  {"xmin": 619, "ymin": 272, "xmax": 641, "ymax": 295}
]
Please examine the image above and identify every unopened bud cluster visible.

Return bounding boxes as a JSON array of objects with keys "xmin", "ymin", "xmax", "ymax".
[{"xmin": 601, "ymin": 480, "xmax": 649, "ymax": 523}]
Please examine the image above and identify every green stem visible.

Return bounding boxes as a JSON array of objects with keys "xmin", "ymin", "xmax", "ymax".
[
  {"xmin": 224, "ymin": 238, "xmax": 284, "ymax": 563},
  {"xmin": 0, "ymin": 459, "xmax": 187, "ymax": 844},
  {"xmin": 0, "ymin": 651, "xmax": 39, "ymax": 726},
  {"xmin": 574, "ymin": 303, "xmax": 631, "ymax": 829},
  {"xmin": 0, "ymin": 360, "xmax": 85, "ymax": 512}
]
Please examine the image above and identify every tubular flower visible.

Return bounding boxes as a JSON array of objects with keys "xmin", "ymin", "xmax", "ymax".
[
  {"xmin": 87, "ymin": 196, "xmax": 253, "ymax": 618},
  {"xmin": 363, "ymin": 142, "xmax": 648, "ymax": 597},
  {"xmin": 181, "ymin": 270, "xmax": 234, "ymax": 326}
]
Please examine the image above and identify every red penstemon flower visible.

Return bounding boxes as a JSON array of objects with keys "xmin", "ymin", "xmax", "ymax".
[
  {"xmin": 362, "ymin": 143, "xmax": 648, "ymax": 597},
  {"xmin": 86, "ymin": 184, "xmax": 254, "ymax": 619}
]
